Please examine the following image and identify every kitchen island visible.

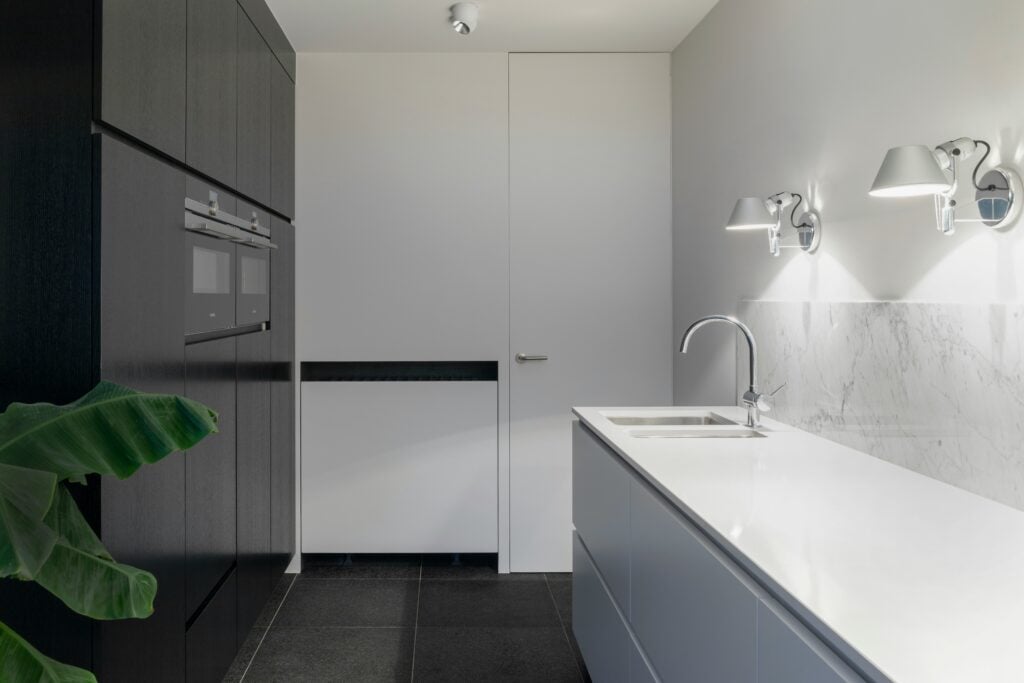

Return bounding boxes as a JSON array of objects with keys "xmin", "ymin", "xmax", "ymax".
[{"xmin": 572, "ymin": 406, "xmax": 1024, "ymax": 683}]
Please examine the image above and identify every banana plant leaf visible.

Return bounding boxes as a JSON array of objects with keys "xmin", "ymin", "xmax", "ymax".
[
  {"xmin": 0, "ymin": 619, "xmax": 97, "ymax": 683},
  {"xmin": 0, "ymin": 381, "xmax": 218, "ymax": 483},
  {"xmin": 0, "ymin": 463, "xmax": 58, "ymax": 579},
  {"xmin": 34, "ymin": 486, "xmax": 156, "ymax": 620}
]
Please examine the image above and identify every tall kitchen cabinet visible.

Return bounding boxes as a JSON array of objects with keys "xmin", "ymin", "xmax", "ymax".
[{"xmin": 0, "ymin": 1, "xmax": 296, "ymax": 681}]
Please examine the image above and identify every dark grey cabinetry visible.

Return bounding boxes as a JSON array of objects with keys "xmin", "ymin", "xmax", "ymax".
[
  {"xmin": 186, "ymin": 570, "xmax": 238, "ymax": 683},
  {"xmin": 186, "ymin": 0, "xmax": 238, "ymax": 185},
  {"xmin": 270, "ymin": 218, "xmax": 296, "ymax": 572},
  {"xmin": 270, "ymin": 63, "xmax": 296, "ymax": 218},
  {"xmin": 185, "ymin": 338, "xmax": 238, "ymax": 619},
  {"xmin": 96, "ymin": 135, "xmax": 188, "ymax": 683},
  {"xmin": 237, "ymin": 13, "xmax": 273, "ymax": 205},
  {"xmin": 237, "ymin": 331, "xmax": 275, "ymax": 641},
  {"xmin": 97, "ymin": 0, "xmax": 187, "ymax": 159},
  {"xmin": 2, "ymin": 1, "xmax": 294, "ymax": 680}
]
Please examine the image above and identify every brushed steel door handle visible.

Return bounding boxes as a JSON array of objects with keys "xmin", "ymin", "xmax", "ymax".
[{"xmin": 515, "ymin": 353, "xmax": 549, "ymax": 363}]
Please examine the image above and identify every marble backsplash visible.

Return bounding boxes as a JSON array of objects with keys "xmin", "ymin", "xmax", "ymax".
[{"xmin": 737, "ymin": 300, "xmax": 1024, "ymax": 512}]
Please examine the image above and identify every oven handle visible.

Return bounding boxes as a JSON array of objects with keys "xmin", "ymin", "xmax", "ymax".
[{"xmin": 235, "ymin": 234, "xmax": 278, "ymax": 250}]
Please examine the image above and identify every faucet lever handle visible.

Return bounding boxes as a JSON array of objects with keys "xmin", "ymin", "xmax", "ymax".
[{"xmin": 756, "ymin": 382, "xmax": 786, "ymax": 414}]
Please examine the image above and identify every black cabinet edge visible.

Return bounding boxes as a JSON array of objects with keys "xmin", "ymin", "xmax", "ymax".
[
  {"xmin": 301, "ymin": 361, "xmax": 499, "ymax": 382},
  {"xmin": 237, "ymin": 0, "xmax": 296, "ymax": 82},
  {"xmin": 91, "ymin": 122, "xmax": 294, "ymax": 222},
  {"xmin": 186, "ymin": 323, "xmax": 268, "ymax": 346}
]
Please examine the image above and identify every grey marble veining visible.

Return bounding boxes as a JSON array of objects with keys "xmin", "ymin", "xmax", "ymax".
[{"xmin": 737, "ymin": 301, "xmax": 1024, "ymax": 512}]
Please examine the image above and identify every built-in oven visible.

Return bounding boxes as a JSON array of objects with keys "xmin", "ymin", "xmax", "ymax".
[{"xmin": 184, "ymin": 196, "xmax": 276, "ymax": 336}]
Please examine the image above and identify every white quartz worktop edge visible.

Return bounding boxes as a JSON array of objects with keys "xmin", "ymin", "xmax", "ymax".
[{"xmin": 572, "ymin": 406, "xmax": 1024, "ymax": 683}]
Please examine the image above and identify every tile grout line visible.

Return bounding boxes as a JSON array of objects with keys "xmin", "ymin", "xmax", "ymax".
[
  {"xmin": 546, "ymin": 574, "xmax": 585, "ymax": 682},
  {"xmin": 409, "ymin": 558, "xmax": 423, "ymax": 682},
  {"xmin": 238, "ymin": 574, "xmax": 298, "ymax": 682}
]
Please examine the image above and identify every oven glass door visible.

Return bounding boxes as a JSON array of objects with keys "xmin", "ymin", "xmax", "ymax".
[
  {"xmin": 236, "ymin": 244, "xmax": 270, "ymax": 326},
  {"xmin": 186, "ymin": 232, "xmax": 236, "ymax": 334}
]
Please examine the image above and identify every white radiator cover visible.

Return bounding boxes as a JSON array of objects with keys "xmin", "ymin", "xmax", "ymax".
[{"xmin": 301, "ymin": 381, "xmax": 498, "ymax": 553}]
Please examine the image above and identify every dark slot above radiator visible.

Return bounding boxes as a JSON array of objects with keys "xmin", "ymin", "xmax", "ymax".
[{"xmin": 301, "ymin": 361, "xmax": 498, "ymax": 382}]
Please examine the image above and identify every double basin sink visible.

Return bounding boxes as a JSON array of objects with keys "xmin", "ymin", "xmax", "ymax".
[{"xmin": 603, "ymin": 411, "xmax": 765, "ymax": 439}]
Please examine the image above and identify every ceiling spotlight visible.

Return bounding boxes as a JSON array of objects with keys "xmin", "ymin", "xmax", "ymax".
[{"xmin": 450, "ymin": 3, "xmax": 478, "ymax": 35}]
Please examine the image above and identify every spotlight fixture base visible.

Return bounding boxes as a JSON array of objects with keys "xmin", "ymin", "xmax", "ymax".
[
  {"xmin": 795, "ymin": 211, "xmax": 821, "ymax": 252},
  {"xmin": 974, "ymin": 167, "xmax": 1022, "ymax": 230}
]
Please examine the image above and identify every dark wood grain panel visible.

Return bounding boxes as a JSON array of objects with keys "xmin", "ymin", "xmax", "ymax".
[
  {"xmin": 236, "ymin": 331, "xmax": 274, "ymax": 641},
  {"xmin": 237, "ymin": 14, "xmax": 272, "ymax": 206},
  {"xmin": 270, "ymin": 63, "xmax": 295, "ymax": 218},
  {"xmin": 186, "ymin": 570, "xmax": 237, "ymax": 683},
  {"xmin": 96, "ymin": 134, "xmax": 188, "ymax": 683},
  {"xmin": 270, "ymin": 218, "xmax": 296, "ymax": 573},
  {"xmin": 185, "ymin": 337, "xmax": 237, "ymax": 620},
  {"xmin": 97, "ymin": 0, "xmax": 187, "ymax": 159},
  {"xmin": 237, "ymin": 0, "xmax": 296, "ymax": 81},
  {"xmin": 186, "ymin": 0, "xmax": 238, "ymax": 185}
]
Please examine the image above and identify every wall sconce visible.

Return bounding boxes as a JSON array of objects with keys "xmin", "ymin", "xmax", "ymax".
[
  {"xmin": 869, "ymin": 138, "xmax": 1021, "ymax": 234},
  {"xmin": 725, "ymin": 192, "xmax": 821, "ymax": 257}
]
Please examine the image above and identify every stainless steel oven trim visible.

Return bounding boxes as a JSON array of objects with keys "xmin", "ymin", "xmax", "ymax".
[{"xmin": 185, "ymin": 211, "xmax": 276, "ymax": 249}]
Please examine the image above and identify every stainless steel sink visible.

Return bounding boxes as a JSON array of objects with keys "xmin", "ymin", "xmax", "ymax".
[
  {"xmin": 607, "ymin": 413, "xmax": 735, "ymax": 427},
  {"xmin": 626, "ymin": 428, "xmax": 765, "ymax": 439}
]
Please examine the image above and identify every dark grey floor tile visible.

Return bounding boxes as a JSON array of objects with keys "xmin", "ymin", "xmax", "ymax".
[
  {"xmin": 421, "ymin": 554, "xmax": 543, "ymax": 581},
  {"xmin": 255, "ymin": 573, "xmax": 297, "ymax": 629},
  {"xmin": 244, "ymin": 627, "xmax": 413, "ymax": 682},
  {"xmin": 413, "ymin": 627, "xmax": 583, "ymax": 683},
  {"xmin": 301, "ymin": 553, "xmax": 421, "ymax": 579},
  {"xmin": 417, "ymin": 579, "xmax": 561, "ymax": 628},
  {"xmin": 545, "ymin": 572, "xmax": 572, "ymax": 582},
  {"xmin": 273, "ymin": 579, "xmax": 419, "ymax": 628},
  {"xmin": 222, "ymin": 625, "xmax": 265, "ymax": 682},
  {"xmin": 547, "ymin": 576, "xmax": 573, "ymax": 625}
]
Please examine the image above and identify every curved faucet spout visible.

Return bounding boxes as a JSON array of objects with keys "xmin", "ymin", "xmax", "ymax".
[{"xmin": 679, "ymin": 315, "xmax": 762, "ymax": 427}]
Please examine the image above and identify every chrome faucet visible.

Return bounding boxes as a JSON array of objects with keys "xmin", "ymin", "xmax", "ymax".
[{"xmin": 679, "ymin": 315, "xmax": 768, "ymax": 428}]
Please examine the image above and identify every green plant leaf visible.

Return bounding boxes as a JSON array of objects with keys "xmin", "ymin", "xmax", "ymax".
[
  {"xmin": 0, "ymin": 381, "xmax": 218, "ymax": 482},
  {"xmin": 0, "ymin": 619, "xmax": 97, "ymax": 683},
  {"xmin": 34, "ymin": 539, "xmax": 157, "ymax": 621},
  {"xmin": 0, "ymin": 463, "xmax": 59, "ymax": 579},
  {"xmin": 32, "ymin": 486, "xmax": 154, "ymax": 620},
  {"xmin": 43, "ymin": 485, "xmax": 111, "ymax": 563}
]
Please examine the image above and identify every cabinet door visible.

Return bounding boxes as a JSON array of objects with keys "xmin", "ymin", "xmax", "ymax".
[
  {"xmin": 572, "ymin": 534, "xmax": 629, "ymax": 683},
  {"xmin": 630, "ymin": 480, "xmax": 757, "ymax": 683},
  {"xmin": 572, "ymin": 422, "xmax": 630, "ymax": 610},
  {"xmin": 630, "ymin": 640, "xmax": 657, "ymax": 683},
  {"xmin": 186, "ymin": 0, "xmax": 237, "ymax": 185},
  {"xmin": 185, "ymin": 337, "xmax": 237, "ymax": 620},
  {"xmin": 186, "ymin": 570, "xmax": 237, "ymax": 683},
  {"xmin": 237, "ymin": 331, "xmax": 274, "ymax": 641},
  {"xmin": 757, "ymin": 599, "xmax": 862, "ymax": 683},
  {"xmin": 270, "ymin": 218, "xmax": 296, "ymax": 571},
  {"xmin": 98, "ymin": 0, "xmax": 186, "ymax": 159},
  {"xmin": 270, "ymin": 63, "xmax": 295, "ymax": 218},
  {"xmin": 97, "ymin": 134, "xmax": 187, "ymax": 682},
  {"xmin": 237, "ymin": 14, "xmax": 273, "ymax": 206}
]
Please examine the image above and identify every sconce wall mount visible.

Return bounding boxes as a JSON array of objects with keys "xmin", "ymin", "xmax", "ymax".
[
  {"xmin": 870, "ymin": 137, "xmax": 1021, "ymax": 235},
  {"xmin": 725, "ymin": 192, "xmax": 821, "ymax": 257}
]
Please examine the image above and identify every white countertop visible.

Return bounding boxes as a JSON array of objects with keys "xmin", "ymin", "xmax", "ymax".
[{"xmin": 573, "ymin": 406, "xmax": 1024, "ymax": 683}]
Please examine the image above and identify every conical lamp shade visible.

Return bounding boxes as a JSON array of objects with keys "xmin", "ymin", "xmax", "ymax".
[
  {"xmin": 725, "ymin": 197, "xmax": 775, "ymax": 230},
  {"xmin": 869, "ymin": 145, "xmax": 952, "ymax": 197}
]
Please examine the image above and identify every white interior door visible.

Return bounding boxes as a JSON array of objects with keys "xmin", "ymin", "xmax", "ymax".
[{"xmin": 509, "ymin": 53, "xmax": 673, "ymax": 572}]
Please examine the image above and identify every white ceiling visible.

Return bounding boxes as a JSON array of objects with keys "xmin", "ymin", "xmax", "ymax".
[{"xmin": 265, "ymin": 0, "xmax": 720, "ymax": 53}]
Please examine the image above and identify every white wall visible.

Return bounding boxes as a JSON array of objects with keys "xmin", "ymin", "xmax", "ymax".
[
  {"xmin": 295, "ymin": 53, "xmax": 511, "ymax": 565},
  {"xmin": 296, "ymin": 53, "xmax": 509, "ymax": 362},
  {"xmin": 672, "ymin": 0, "xmax": 1024, "ymax": 403}
]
